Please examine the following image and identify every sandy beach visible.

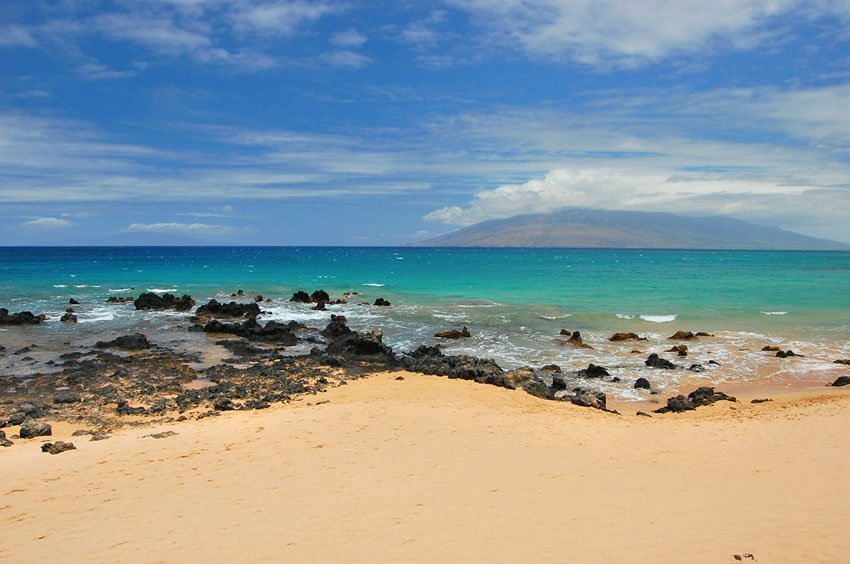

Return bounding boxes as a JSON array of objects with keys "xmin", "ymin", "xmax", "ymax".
[{"xmin": 3, "ymin": 371, "xmax": 849, "ymax": 563}]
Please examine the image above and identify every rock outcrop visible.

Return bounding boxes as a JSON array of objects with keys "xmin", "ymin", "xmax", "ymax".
[{"xmin": 133, "ymin": 293, "xmax": 194, "ymax": 312}]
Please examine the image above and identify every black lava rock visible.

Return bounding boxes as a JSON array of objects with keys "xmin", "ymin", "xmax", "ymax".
[
  {"xmin": 645, "ymin": 353, "xmax": 676, "ymax": 369},
  {"xmin": 634, "ymin": 377, "xmax": 651, "ymax": 390}
]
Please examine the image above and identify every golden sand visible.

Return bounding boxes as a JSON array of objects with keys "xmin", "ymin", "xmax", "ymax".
[{"xmin": 2, "ymin": 371, "xmax": 849, "ymax": 563}]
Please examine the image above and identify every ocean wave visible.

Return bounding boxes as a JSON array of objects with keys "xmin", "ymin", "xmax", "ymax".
[
  {"xmin": 639, "ymin": 314, "xmax": 677, "ymax": 323},
  {"xmin": 363, "ymin": 283, "xmax": 385, "ymax": 287},
  {"xmin": 109, "ymin": 288, "xmax": 135, "ymax": 293},
  {"xmin": 615, "ymin": 313, "xmax": 635, "ymax": 320},
  {"xmin": 78, "ymin": 313, "xmax": 116, "ymax": 323},
  {"xmin": 53, "ymin": 284, "xmax": 68, "ymax": 288},
  {"xmin": 761, "ymin": 311, "xmax": 788, "ymax": 316},
  {"xmin": 538, "ymin": 314, "xmax": 573, "ymax": 320},
  {"xmin": 74, "ymin": 285, "xmax": 102, "ymax": 288},
  {"xmin": 147, "ymin": 288, "xmax": 178, "ymax": 293}
]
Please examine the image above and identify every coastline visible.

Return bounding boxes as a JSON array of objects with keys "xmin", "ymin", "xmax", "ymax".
[{"xmin": 3, "ymin": 371, "xmax": 850, "ymax": 563}]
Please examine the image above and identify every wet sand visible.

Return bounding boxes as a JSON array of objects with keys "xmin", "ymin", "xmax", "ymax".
[{"xmin": 3, "ymin": 371, "xmax": 850, "ymax": 563}]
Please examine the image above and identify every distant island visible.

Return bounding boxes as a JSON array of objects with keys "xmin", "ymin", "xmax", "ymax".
[{"xmin": 416, "ymin": 209, "xmax": 849, "ymax": 250}]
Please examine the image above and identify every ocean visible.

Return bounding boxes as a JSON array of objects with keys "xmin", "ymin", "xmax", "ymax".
[{"xmin": 2, "ymin": 246, "xmax": 849, "ymax": 400}]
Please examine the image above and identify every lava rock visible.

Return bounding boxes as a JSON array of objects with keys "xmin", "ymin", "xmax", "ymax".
[
  {"xmin": 688, "ymin": 364, "xmax": 706, "ymax": 372},
  {"xmin": 41, "ymin": 441, "xmax": 76, "ymax": 455},
  {"xmin": 570, "ymin": 389, "xmax": 607, "ymax": 410},
  {"xmin": 776, "ymin": 350, "xmax": 801, "ymax": 358},
  {"xmin": 196, "ymin": 299, "xmax": 261, "ymax": 318},
  {"xmin": 213, "ymin": 397, "xmax": 236, "ymax": 411},
  {"xmin": 576, "ymin": 363, "xmax": 610, "ymax": 378},
  {"xmin": 833, "ymin": 359, "xmax": 850, "ymax": 366},
  {"xmin": 645, "ymin": 353, "xmax": 676, "ymax": 369},
  {"xmin": 634, "ymin": 377, "xmax": 651, "ymax": 390},
  {"xmin": 668, "ymin": 331, "xmax": 697, "ymax": 340},
  {"xmin": 19, "ymin": 418, "xmax": 52, "ymax": 438},
  {"xmin": 106, "ymin": 296, "xmax": 134, "ymax": 303},
  {"xmin": 561, "ymin": 330, "xmax": 592, "ymax": 349},
  {"xmin": 762, "ymin": 345, "xmax": 781, "ymax": 352},
  {"xmin": 522, "ymin": 379, "xmax": 556, "ymax": 400},
  {"xmin": 0, "ymin": 430, "xmax": 12, "ymax": 447},
  {"xmin": 69, "ymin": 298, "xmax": 80, "ymax": 305},
  {"xmin": 540, "ymin": 364, "xmax": 562, "ymax": 373},
  {"xmin": 96, "ymin": 333, "xmax": 151, "ymax": 350},
  {"xmin": 310, "ymin": 290, "xmax": 330, "ymax": 303},
  {"xmin": 374, "ymin": 297, "xmax": 391, "ymax": 306},
  {"xmin": 290, "ymin": 291, "xmax": 311, "ymax": 303},
  {"xmin": 133, "ymin": 292, "xmax": 195, "ymax": 312},
  {"xmin": 60, "ymin": 313, "xmax": 78, "ymax": 323},
  {"xmin": 551, "ymin": 375, "xmax": 568, "ymax": 391},
  {"xmin": 0, "ymin": 308, "xmax": 47, "ymax": 325},
  {"xmin": 831, "ymin": 376, "xmax": 850, "ymax": 387},
  {"xmin": 609, "ymin": 332, "xmax": 646, "ymax": 341},
  {"xmin": 655, "ymin": 395, "xmax": 695, "ymax": 413},
  {"xmin": 321, "ymin": 315, "xmax": 354, "ymax": 339},
  {"xmin": 667, "ymin": 344, "xmax": 688, "ymax": 356},
  {"xmin": 687, "ymin": 386, "xmax": 737, "ymax": 407},
  {"xmin": 53, "ymin": 390, "xmax": 81, "ymax": 404},
  {"xmin": 435, "ymin": 327, "xmax": 471, "ymax": 339},
  {"xmin": 201, "ymin": 318, "xmax": 298, "ymax": 344}
]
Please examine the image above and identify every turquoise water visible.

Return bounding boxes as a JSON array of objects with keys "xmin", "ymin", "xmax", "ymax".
[{"xmin": 2, "ymin": 247, "xmax": 849, "ymax": 398}]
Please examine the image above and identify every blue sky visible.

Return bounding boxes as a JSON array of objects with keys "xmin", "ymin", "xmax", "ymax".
[{"xmin": 2, "ymin": 0, "xmax": 850, "ymax": 245}]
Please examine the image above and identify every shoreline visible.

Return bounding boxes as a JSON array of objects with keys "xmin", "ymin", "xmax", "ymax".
[{"xmin": 3, "ymin": 371, "xmax": 849, "ymax": 562}]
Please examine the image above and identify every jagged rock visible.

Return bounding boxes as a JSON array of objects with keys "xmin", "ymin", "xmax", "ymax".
[
  {"xmin": 435, "ymin": 327, "xmax": 471, "ymax": 339},
  {"xmin": 19, "ymin": 418, "xmax": 52, "ymax": 438},
  {"xmin": 505, "ymin": 367, "xmax": 536, "ymax": 387},
  {"xmin": 576, "ymin": 363, "xmax": 610, "ymax": 378},
  {"xmin": 69, "ymin": 298, "xmax": 80, "ymax": 305},
  {"xmin": 41, "ymin": 441, "xmax": 76, "ymax": 455},
  {"xmin": 106, "ymin": 296, "xmax": 134, "ymax": 303},
  {"xmin": 831, "ymin": 376, "xmax": 850, "ymax": 387},
  {"xmin": 54, "ymin": 391, "xmax": 81, "ymax": 404},
  {"xmin": 687, "ymin": 386, "xmax": 736, "ymax": 406},
  {"xmin": 669, "ymin": 331, "xmax": 697, "ymax": 340},
  {"xmin": 255, "ymin": 295, "xmax": 264, "ymax": 302},
  {"xmin": 609, "ymin": 332, "xmax": 646, "ymax": 341},
  {"xmin": 655, "ymin": 395, "xmax": 695, "ymax": 413},
  {"xmin": 762, "ymin": 345, "xmax": 781, "ymax": 352},
  {"xmin": 634, "ymin": 377, "xmax": 651, "ymax": 390},
  {"xmin": 776, "ymin": 350, "xmax": 801, "ymax": 358},
  {"xmin": 645, "ymin": 353, "xmax": 676, "ymax": 369},
  {"xmin": 688, "ymin": 364, "xmax": 706, "ymax": 372},
  {"xmin": 96, "ymin": 333, "xmax": 151, "ymax": 350},
  {"xmin": 310, "ymin": 290, "xmax": 330, "ymax": 303},
  {"xmin": 116, "ymin": 401, "xmax": 146, "ymax": 416},
  {"xmin": 560, "ymin": 330, "xmax": 592, "ymax": 349},
  {"xmin": 213, "ymin": 397, "xmax": 236, "ymax": 411},
  {"xmin": 374, "ymin": 297, "xmax": 391, "ymax": 306},
  {"xmin": 290, "ymin": 291, "xmax": 311, "ymax": 303},
  {"xmin": 60, "ymin": 313, "xmax": 78, "ymax": 323},
  {"xmin": 312, "ymin": 301, "xmax": 326, "ymax": 311},
  {"xmin": 133, "ymin": 292, "xmax": 194, "ymax": 311},
  {"xmin": 570, "ymin": 389, "xmax": 607, "ymax": 410},
  {"xmin": 833, "ymin": 359, "xmax": 850, "ymax": 366},
  {"xmin": 201, "ymin": 318, "xmax": 298, "ymax": 344},
  {"xmin": 7, "ymin": 412, "xmax": 27, "ymax": 426},
  {"xmin": 522, "ymin": 379, "xmax": 555, "ymax": 400},
  {"xmin": 401, "ymin": 346, "xmax": 506, "ymax": 386},
  {"xmin": 326, "ymin": 328, "xmax": 393, "ymax": 359},
  {"xmin": 667, "ymin": 344, "xmax": 688, "ymax": 356},
  {"xmin": 551, "ymin": 375, "xmax": 568, "ymax": 390},
  {"xmin": 196, "ymin": 300, "xmax": 260, "ymax": 318},
  {"xmin": 321, "ymin": 315, "xmax": 354, "ymax": 339},
  {"xmin": 0, "ymin": 308, "xmax": 46, "ymax": 325}
]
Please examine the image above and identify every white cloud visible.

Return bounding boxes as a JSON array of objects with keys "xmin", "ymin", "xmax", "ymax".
[
  {"xmin": 322, "ymin": 49, "xmax": 372, "ymax": 68},
  {"xmin": 231, "ymin": 0, "xmax": 338, "ymax": 36},
  {"xmin": 0, "ymin": 25, "xmax": 37, "ymax": 48},
  {"xmin": 331, "ymin": 28, "xmax": 367, "ymax": 47},
  {"xmin": 446, "ymin": 0, "xmax": 848, "ymax": 67},
  {"xmin": 23, "ymin": 217, "xmax": 73, "ymax": 228},
  {"xmin": 122, "ymin": 222, "xmax": 244, "ymax": 234}
]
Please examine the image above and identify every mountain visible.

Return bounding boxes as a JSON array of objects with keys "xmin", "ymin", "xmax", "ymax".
[{"xmin": 416, "ymin": 209, "xmax": 849, "ymax": 250}]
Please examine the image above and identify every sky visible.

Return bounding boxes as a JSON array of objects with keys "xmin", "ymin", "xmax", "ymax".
[{"xmin": 2, "ymin": 0, "xmax": 850, "ymax": 245}]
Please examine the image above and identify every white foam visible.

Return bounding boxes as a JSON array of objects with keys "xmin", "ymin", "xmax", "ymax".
[
  {"xmin": 761, "ymin": 311, "xmax": 788, "ymax": 316},
  {"xmin": 538, "ymin": 314, "xmax": 573, "ymax": 320},
  {"xmin": 615, "ymin": 313, "xmax": 635, "ymax": 320},
  {"xmin": 363, "ymin": 283, "xmax": 385, "ymax": 287},
  {"xmin": 78, "ymin": 313, "xmax": 116, "ymax": 323},
  {"xmin": 147, "ymin": 288, "xmax": 178, "ymax": 293},
  {"xmin": 109, "ymin": 288, "xmax": 134, "ymax": 293},
  {"xmin": 639, "ymin": 314, "xmax": 677, "ymax": 323},
  {"xmin": 53, "ymin": 284, "xmax": 67, "ymax": 288}
]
